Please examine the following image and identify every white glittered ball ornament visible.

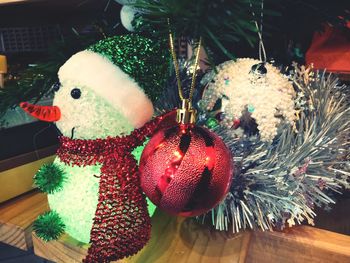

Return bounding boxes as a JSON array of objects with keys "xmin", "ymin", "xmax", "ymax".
[
  {"xmin": 201, "ymin": 58, "xmax": 296, "ymax": 142},
  {"xmin": 120, "ymin": 5, "xmax": 137, "ymax": 31}
]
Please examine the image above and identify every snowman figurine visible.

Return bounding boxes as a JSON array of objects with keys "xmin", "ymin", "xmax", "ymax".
[{"xmin": 20, "ymin": 34, "xmax": 170, "ymax": 262}]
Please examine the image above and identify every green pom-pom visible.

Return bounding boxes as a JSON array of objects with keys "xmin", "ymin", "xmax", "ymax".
[
  {"xmin": 34, "ymin": 163, "xmax": 66, "ymax": 194},
  {"xmin": 33, "ymin": 211, "xmax": 65, "ymax": 242}
]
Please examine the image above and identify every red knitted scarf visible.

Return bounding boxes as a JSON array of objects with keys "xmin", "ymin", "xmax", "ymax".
[{"xmin": 57, "ymin": 116, "xmax": 167, "ymax": 263}]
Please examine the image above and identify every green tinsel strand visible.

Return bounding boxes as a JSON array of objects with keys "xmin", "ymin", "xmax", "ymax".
[
  {"xmin": 34, "ymin": 163, "xmax": 66, "ymax": 194},
  {"xmin": 33, "ymin": 211, "xmax": 65, "ymax": 242}
]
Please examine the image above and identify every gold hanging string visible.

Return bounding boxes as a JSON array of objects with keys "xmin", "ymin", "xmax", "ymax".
[{"xmin": 167, "ymin": 18, "xmax": 202, "ymax": 101}]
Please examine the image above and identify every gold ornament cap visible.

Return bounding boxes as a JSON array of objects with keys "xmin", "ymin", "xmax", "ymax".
[{"xmin": 176, "ymin": 99, "xmax": 197, "ymax": 124}]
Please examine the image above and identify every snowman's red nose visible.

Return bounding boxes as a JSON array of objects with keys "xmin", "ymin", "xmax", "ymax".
[{"xmin": 19, "ymin": 102, "xmax": 61, "ymax": 122}]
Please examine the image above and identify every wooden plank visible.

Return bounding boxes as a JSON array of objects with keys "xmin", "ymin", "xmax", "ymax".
[
  {"xmin": 0, "ymin": 191, "xmax": 49, "ymax": 250},
  {"xmin": 32, "ymin": 210, "xmax": 250, "ymax": 263},
  {"xmin": 30, "ymin": 192, "xmax": 350, "ymax": 263},
  {"xmin": 129, "ymin": 211, "xmax": 180, "ymax": 263},
  {"xmin": 32, "ymin": 208, "xmax": 350, "ymax": 263},
  {"xmin": 125, "ymin": 213, "xmax": 248, "ymax": 263},
  {"xmin": 247, "ymin": 226, "xmax": 350, "ymax": 263},
  {"xmin": 33, "ymin": 233, "xmax": 89, "ymax": 263},
  {"xmin": 32, "ymin": 211, "xmax": 178, "ymax": 263}
]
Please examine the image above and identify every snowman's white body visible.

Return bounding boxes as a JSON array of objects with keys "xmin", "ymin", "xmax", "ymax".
[
  {"xmin": 48, "ymin": 162, "xmax": 100, "ymax": 243},
  {"xmin": 48, "ymin": 50, "xmax": 154, "ymax": 243}
]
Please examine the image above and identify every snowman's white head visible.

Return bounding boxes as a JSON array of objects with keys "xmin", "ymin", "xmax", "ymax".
[{"xmin": 20, "ymin": 50, "xmax": 154, "ymax": 139}]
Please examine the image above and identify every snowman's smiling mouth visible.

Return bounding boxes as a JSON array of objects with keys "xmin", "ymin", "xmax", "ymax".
[{"xmin": 71, "ymin": 127, "xmax": 76, "ymax": 139}]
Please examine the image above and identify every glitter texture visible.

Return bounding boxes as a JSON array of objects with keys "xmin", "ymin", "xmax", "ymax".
[
  {"xmin": 48, "ymin": 160, "xmax": 100, "ymax": 243},
  {"xmin": 201, "ymin": 58, "xmax": 296, "ymax": 141},
  {"xmin": 57, "ymin": 114, "xmax": 174, "ymax": 262},
  {"xmin": 88, "ymin": 34, "xmax": 168, "ymax": 102},
  {"xmin": 139, "ymin": 124, "xmax": 234, "ymax": 217},
  {"xmin": 34, "ymin": 163, "xmax": 66, "ymax": 194},
  {"xmin": 198, "ymin": 65, "xmax": 350, "ymax": 233},
  {"xmin": 53, "ymin": 81, "xmax": 134, "ymax": 139},
  {"xmin": 33, "ymin": 211, "xmax": 65, "ymax": 242}
]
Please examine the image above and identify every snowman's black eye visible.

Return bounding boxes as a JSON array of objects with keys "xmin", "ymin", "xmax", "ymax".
[{"xmin": 71, "ymin": 88, "xmax": 81, "ymax": 99}]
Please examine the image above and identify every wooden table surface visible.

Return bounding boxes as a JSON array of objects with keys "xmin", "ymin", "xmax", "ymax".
[
  {"xmin": 0, "ymin": 191, "xmax": 49, "ymax": 250},
  {"xmin": 33, "ymin": 208, "xmax": 350, "ymax": 263},
  {"xmin": 1, "ymin": 191, "xmax": 350, "ymax": 263}
]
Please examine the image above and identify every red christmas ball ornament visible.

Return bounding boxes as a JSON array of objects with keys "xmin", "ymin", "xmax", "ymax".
[{"xmin": 139, "ymin": 121, "xmax": 234, "ymax": 217}]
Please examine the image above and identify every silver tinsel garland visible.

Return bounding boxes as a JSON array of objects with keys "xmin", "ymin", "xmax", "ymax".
[{"xmin": 200, "ymin": 64, "xmax": 350, "ymax": 232}]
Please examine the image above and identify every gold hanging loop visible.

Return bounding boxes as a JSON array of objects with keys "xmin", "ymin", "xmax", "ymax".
[{"xmin": 167, "ymin": 18, "xmax": 202, "ymax": 124}]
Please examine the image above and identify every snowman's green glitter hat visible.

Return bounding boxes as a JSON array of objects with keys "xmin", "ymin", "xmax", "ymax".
[
  {"xmin": 58, "ymin": 34, "xmax": 168, "ymax": 128},
  {"xmin": 88, "ymin": 34, "xmax": 168, "ymax": 103}
]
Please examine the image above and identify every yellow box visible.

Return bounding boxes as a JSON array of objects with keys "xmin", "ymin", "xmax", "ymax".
[{"xmin": 0, "ymin": 153, "xmax": 56, "ymax": 203}]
